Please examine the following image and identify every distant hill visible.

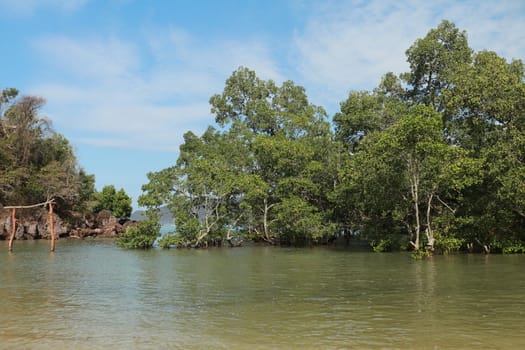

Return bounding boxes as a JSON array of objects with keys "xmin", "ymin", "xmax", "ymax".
[{"xmin": 130, "ymin": 206, "xmax": 174, "ymax": 225}]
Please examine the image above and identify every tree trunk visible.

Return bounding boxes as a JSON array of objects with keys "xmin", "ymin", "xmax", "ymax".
[
  {"xmin": 263, "ymin": 199, "xmax": 270, "ymax": 242},
  {"xmin": 49, "ymin": 203, "xmax": 55, "ymax": 252},
  {"xmin": 425, "ymin": 193, "xmax": 435, "ymax": 252},
  {"xmin": 408, "ymin": 157, "xmax": 420, "ymax": 251},
  {"xmin": 195, "ymin": 230, "xmax": 209, "ymax": 247},
  {"xmin": 475, "ymin": 239, "xmax": 490, "ymax": 254},
  {"xmin": 226, "ymin": 230, "xmax": 243, "ymax": 247},
  {"xmin": 8, "ymin": 208, "xmax": 16, "ymax": 252},
  {"xmin": 262, "ymin": 199, "xmax": 274, "ymax": 244},
  {"xmin": 413, "ymin": 194, "xmax": 420, "ymax": 250}
]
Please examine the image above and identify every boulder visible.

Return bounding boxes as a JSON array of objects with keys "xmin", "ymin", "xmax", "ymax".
[
  {"xmin": 96, "ymin": 210, "xmax": 113, "ymax": 228},
  {"xmin": 99, "ymin": 215, "xmax": 123, "ymax": 238},
  {"xmin": 1, "ymin": 207, "xmax": 132, "ymax": 241},
  {"xmin": 15, "ymin": 225, "xmax": 25, "ymax": 240},
  {"xmin": 25, "ymin": 222, "xmax": 39, "ymax": 238},
  {"xmin": 0, "ymin": 215, "xmax": 8, "ymax": 239},
  {"xmin": 37, "ymin": 221, "xmax": 50, "ymax": 239}
]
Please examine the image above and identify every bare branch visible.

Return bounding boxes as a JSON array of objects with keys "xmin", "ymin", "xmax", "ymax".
[
  {"xmin": 435, "ymin": 195, "xmax": 456, "ymax": 213},
  {"xmin": 3, "ymin": 199, "xmax": 55, "ymax": 209}
]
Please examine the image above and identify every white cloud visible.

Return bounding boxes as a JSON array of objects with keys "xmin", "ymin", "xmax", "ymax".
[
  {"xmin": 35, "ymin": 36, "xmax": 140, "ymax": 80},
  {"xmin": 446, "ymin": 1, "xmax": 525, "ymax": 61},
  {"xmin": 31, "ymin": 28, "xmax": 284, "ymax": 152},
  {"xmin": 291, "ymin": 0, "xmax": 525, "ymax": 107},
  {"xmin": 27, "ymin": 1, "xmax": 525, "ymax": 153},
  {"xmin": 149, "ymin": 27, "xmax": 285, "ymax": 84}
]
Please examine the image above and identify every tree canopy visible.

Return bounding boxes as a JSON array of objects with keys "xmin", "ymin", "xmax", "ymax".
[
  {"xmin": 0, "ymin": 89, "xmax": 137, "ymax": 234},
  {"xmin": 133, "ymin": 20, "xmax": 525, "ymax": 253},
  {"xmin": 93, "ymin": 185, "xmax": 133, "ymax": 219},
  {"xmin": 0, "ymin": 90, "xmax": 97, "ymax": 218}
]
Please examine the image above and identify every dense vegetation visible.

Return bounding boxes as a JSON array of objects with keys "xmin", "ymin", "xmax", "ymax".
[
  {"xmin": 135, "ymin": 21, "xmax": 525, "ymax": 253},
  {"xmin": 94, "ymin": 185, "xmax": 133, "ymax": 219},
  {"xmin": 0, "ymin": 90, "xmax": 132, "ymax": 222}
]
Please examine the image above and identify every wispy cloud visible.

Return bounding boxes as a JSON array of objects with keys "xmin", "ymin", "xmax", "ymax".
[
  {"xmin": 35, "ymin": 36, "xmax": 140, "ymax": 80},
  {"xmin": 31, "ymin": 28, "xmax": 283, "ymax": 152},
  {"xmin": 291, "ymin": 0, "xmax": 525, "ymax": 106},
  {"xmin": 27, "ymin": 0, "xmax": 525, "ymax": 153}
]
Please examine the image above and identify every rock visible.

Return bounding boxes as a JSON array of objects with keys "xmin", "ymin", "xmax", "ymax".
[
  {"xmin": 15, "ymin": 225, "xmax": 25, "ymax": 240},
  {"xmin": 56, "ymin": 219, "xmax": 71, "ymax": 238},
  {"xmin": 1, "ymin": 207, "xmax": 133, "ymax": 241},
  {"xmin": 25, "ymin": 233, "xmax": 35, "ymax": 240},
  {"xmin": 37, "ymin": 222, "xmax": 50, "ymax": 239},
  {"xmin": 99, "ymin": 215, "xmax": 122, "ymax": 238},
  {"xmin": 25, "ymin": 222, "xmax": 39, "ymax": 238},
  {"xmin": 0, "ymin": 215, "xmax": 8, "ymax": 239},
  {"xmin": 96, "ymin": 210, "xmax": 113, "ymax": 228}
]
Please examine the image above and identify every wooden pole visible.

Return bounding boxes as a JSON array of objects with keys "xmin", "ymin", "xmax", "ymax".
[
  {"xmin": 49, "ymin": 202, "xmax": 55, "ymax": 252},
  {"xmin": 3, "ymin": 199, "xmax": 55, "ymax": 252},
  {"xmin": 8, "ymin": 208, "xmax": 16, "ymax": 252}
]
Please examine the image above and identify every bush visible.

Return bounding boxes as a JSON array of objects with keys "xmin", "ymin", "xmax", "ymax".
[
  {"xmin": 370, "ymin": 234, "xmax": 407, "ymax": 252},
  {"xmin": 491, "ymin": 240, "xmax": 525, "ymax": 254},
  {"xmin": 502, "ymin": 243, "xmax": 525, "ymax": 254},
  {"xmin": 94, "ymin": 185, "xmax": 132, "ymax": 219},
  {"xmin": 435, "ymin": 237, "xmax": 465, "ymax": 254},
  {"xmin": 411, "ymin": 249, "xmax": 432, "ymax": 259},
  {"xmin": 157, "ymin": 234, "xmax": 184, "ymax": 249},
  {"xmin": 371, "ymin": 238, "xmax": 393, "ymax": 252},
  {"xmin": 116, "ymin": 219, "xmax": 160, "ymax": 249}
]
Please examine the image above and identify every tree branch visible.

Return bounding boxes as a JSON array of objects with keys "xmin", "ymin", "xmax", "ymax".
[
  {"xmin": 435, "ymin": 195, "xmax": 456, "ymax": 213},
  {"xmin": 3, "ymin": 199, "xmax": 55, "ymax": 209}
]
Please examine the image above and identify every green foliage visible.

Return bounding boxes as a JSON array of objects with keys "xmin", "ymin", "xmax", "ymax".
[
  {"xmin": 157, "ymin": 234, "xmax": 184, "ymax": 249},
  {"xmin": 489, "ymin": 240, "xmax": 525, "ymax": 254},
  {"xmin": 274, "ymin": 196, "xmax": 335, "ymax": 244},
  {"xmin": 0, "ymin": 89, "xmax": 96, "ymax": 217},
  {"xmin": 434, "ymin": 237, "xmax": 465, "ymax": 254},
  {"xmin": 370, "ymin": 234, "xmax": 408, "ymax": 252},
  {"xmin": 94, "ymin": 185, "xmax": 132, "ymax": 218},
  {"xmin": 502, "ymin": 244, "xmax": 525, "ymax": 255},
  {"xmin": 116, "ymin": 220, "xmax": 160, "ymax": 249},
  {"xmin": 371, "ymin": 238, "xmax": 393, "ymax": 253},
  {"xmin": 332, "ymin": 19, "xmax": 524, "ymax": 255},
  {"xmin": 411, "ymin": 250, "xmax": 432, "ymax": 260},
  {"xmin": 140, "ymin": 67, "xmax": 336, "ymax": 247},
  {"xmin": 136, "ymin": 20, "xmax": 525, "ymax": 253},
  {"xmin": 402, "ymin": 20, "xmax": 472, "ymax": 110}
]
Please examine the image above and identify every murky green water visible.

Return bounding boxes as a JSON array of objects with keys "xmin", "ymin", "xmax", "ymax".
[{"xmin": 1, "ymin": 240, "xmax": 524, "ymax": 349}]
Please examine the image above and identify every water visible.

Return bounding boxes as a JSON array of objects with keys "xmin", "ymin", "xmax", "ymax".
[{"xmin": 1, "ymin": 240, "xmax": 525, "ymax": 349}]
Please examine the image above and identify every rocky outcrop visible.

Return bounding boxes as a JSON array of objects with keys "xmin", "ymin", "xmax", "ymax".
[{"xmin": 0, "ymin": 209, "xmax": 137, "ymax": 241}]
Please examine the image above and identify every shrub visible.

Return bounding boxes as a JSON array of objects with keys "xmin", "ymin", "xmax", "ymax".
[
  {"xmin": 435, "ymin": 237, "xmax": 465, "ymax": 254},
  {"xmin": 157, "ymin": 234, "xmax": 184, "ymax": 249},
  {"xmin": 116, "ymin": 219, "xmax": 160, "ymax": 249},
  {"xmin": 371, "ymin": 238, "xmax": 393, "ymax": 252},
  {"xmin": 502, "ymin": 243, "xmax": 525, "ymax": 254}
]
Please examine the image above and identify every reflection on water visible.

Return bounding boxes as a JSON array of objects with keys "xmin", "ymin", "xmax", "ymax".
[{"xmin": 1, "ymin": 240, "xmax": 525, "ymax": 349}]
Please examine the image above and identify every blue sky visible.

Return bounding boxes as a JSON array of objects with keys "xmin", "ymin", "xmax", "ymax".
[{"xmin": 1, "ymin": 0, "xmax": 524, "ymax": 209}]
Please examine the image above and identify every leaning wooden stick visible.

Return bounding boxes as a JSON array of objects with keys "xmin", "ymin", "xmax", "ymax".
[
  {"xmin": 49, "ymin": 202, "xmax": 55, "ymax": 252},
  {"xmin": 8, "ymin": 208, "xmax": 16, "ymax": 252}
]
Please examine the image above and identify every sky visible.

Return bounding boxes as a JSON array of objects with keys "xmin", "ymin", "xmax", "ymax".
[{"xmin": 1, "ymin": 0, "xmax": 524, "ymax": 209}]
